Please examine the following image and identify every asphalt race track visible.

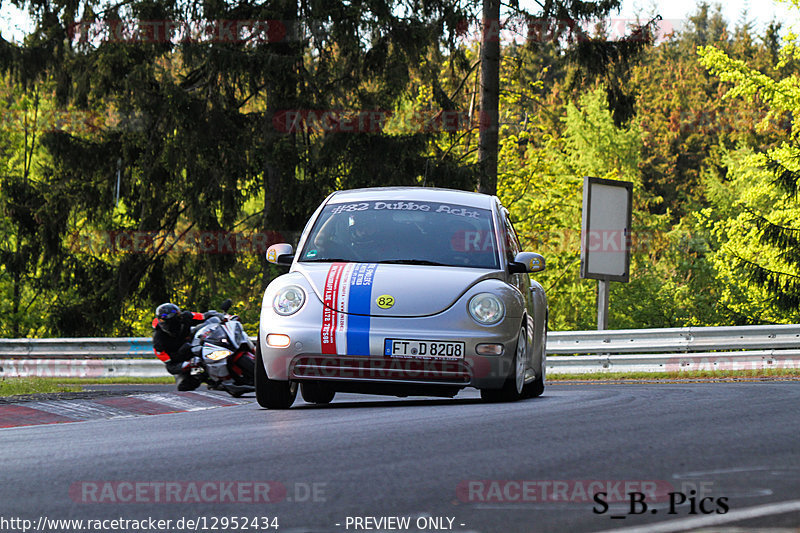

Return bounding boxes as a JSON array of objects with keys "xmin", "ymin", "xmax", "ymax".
[{"xmin": 1, "ymin": 382, "xmax": 799, "ymax": 533}]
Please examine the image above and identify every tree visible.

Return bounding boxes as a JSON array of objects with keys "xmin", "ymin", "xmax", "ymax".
[
  {"xmin": 0, "ymin": 79, "xmax": 64, "ymax": 337},
  {"xmin": 473, "ymin": 0, "xmax": 659, "ymax": 195},
  {"xmin": 477, "ymin": 0, "xmax": 500, "ymax": 195},
  {"xmin": 698, "ymin": 30, "xmax": 800, "ymax": 314},
  {"xmin": 498, "ymin": 85, "xmax": 670, "ymax": 330},
  {"xmin": 0, "ymin": 0, "xmax": 471, "ymax": 335}
]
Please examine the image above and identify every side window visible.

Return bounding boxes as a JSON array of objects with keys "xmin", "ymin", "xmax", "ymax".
[{"xmin": 503, "ymin": 215, "xmax": 521, "ymax": 263}]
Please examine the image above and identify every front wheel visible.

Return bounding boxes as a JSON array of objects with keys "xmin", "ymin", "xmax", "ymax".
[
  {"xmin": 255, "ymin": 340, "xmax": 297, "ymax": 409},
  {"xmin": 230, "ymin": 352, "xmax": 255, "ymax": 386},
  {"xmin": 480, "ymin": 326, "xmax": 526, "ymax": 403}
]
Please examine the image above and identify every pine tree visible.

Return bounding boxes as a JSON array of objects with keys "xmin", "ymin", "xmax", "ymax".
[{"xmin": 698, "ymin": 18, "xmax": 800, "ymax": 313}]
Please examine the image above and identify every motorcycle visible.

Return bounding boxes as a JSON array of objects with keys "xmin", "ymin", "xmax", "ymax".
[{"xmin": 187, "ymin": 299, "xmax": 256, "ymax": 397}]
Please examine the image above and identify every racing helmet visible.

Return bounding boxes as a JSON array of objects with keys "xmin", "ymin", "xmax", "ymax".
[{"xmin": 155, "ymin": 302, "xmax": 182, "ymax": 336}]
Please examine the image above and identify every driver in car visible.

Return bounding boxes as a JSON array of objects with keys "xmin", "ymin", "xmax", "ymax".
[
  {"xmin": 349, "ymin": 210, "xmax": 381, "ymax": 247},
  {"xmin": 310, "ymin": 209, "xmax": 390, "ymax": 261}
]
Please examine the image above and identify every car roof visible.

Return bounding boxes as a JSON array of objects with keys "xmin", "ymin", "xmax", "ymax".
[{"xmin": 326, "ymin": 187, "xmax": 497, "ymax": 210}]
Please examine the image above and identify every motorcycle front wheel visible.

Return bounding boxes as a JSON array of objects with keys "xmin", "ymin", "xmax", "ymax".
[{"xmin": 230, "ymin": 352, "xmax": 255, "ymax": 386}]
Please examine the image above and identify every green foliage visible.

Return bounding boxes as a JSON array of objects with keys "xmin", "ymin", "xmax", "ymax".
[
  {"xmin": 0, "ymin": 0, "xmax": 472, "ymax": 336},
  {"xmin": 697, "ymin": 8, "xmax": 800, "ymax": 316},
  {"xmin": 500, "ymin": 85, "xmax": 674, "ymax": 330},
  {"xmin": 562, "ymin": 86, "xmax": 641, "ymax": 180},
  {"xmin": 697, "ymin": 145, "xmax": 800, "ymax": 321},
  {"xmin": 0, "ymin": 377, "xmax": 81, "ymax": 396},
  {"xmin": 2, "ymin": 0, "xmax": 800, "ymax": 337},
  {"xmin": 565, "ymin": 14, "xmax": 662, "ymax": 126}
]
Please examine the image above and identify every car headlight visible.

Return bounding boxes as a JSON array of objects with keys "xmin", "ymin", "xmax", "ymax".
[
  {"xmin": 273, "ymin": 285, "xmax": 306, "ymax": 316},
  {"xmin": 468, "ymin": 292, "xmax": 505, "ymax": 325}
]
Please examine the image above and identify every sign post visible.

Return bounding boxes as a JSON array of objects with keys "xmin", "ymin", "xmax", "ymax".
[
  {"xmin": 580, "ymin": 177, "xmax": 633, "ymax": 330},
  {"xmin": 597, "ymin": 278, "xmax": 610, "ymax": 330}
]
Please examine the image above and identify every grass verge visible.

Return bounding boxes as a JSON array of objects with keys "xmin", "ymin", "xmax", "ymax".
[
  {"xmin": 549, "ymin": 368, "xmax": 800, "ymax": 381},
  {"xmin": 0, "ymin": 376, "xmax": 173, "ymax": 396},
  {"xmin": 0, "ymin": 377, "xmax": 82, "ymax": 397},
  {"xmin": 55, "ymin": 377, "xmax": 174, "ymax": 385}
]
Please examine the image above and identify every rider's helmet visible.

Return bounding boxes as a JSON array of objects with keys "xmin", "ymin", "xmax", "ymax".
[{"xmin": 155, "ymin": 302, "xmax": 182, "ymax": 336}]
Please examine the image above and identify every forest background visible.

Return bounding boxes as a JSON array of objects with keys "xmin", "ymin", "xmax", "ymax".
[{"xmin": 1, "ymin": 0, "xmax": 800, "ymax": 338}]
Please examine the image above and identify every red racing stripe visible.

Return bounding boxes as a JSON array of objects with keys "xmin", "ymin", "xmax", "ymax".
[{"xmin": 321, "ymin": 263, "xmax": 346, "ymax": 354}]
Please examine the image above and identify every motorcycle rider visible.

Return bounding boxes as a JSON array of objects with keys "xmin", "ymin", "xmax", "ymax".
[{"xmin": 152, "ymin": 302, "xmax": 216, "ymax": 391}]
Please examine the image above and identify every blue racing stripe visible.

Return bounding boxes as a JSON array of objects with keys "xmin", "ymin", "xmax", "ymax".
[{"xmin": 347, "ymin": 263, "xmax": 377, "ymax": 355}]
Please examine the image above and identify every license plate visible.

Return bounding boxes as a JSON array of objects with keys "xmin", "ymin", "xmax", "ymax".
[{"xmin": 384, "ymin": 339, "xmax": 465, "ymax": 359}]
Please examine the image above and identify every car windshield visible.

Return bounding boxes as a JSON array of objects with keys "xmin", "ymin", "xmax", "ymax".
[{"xmin": 299, "ymin": 200, "xmax": 500, "ymax": 269}]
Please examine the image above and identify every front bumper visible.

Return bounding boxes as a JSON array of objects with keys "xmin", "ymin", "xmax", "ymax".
[{"xmin": 260, "ymin": 314, "xmax": 521, "ymax": 390}]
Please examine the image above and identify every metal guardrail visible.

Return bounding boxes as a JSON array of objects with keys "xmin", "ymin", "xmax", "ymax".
[
  {"xmin": 0, "ymin": 338, "xmax": 165, "ymax": 378},
  {"xmin": 0, "ymin": 338, "xmax": 153, "ymax": 359},
  {"xmin": 545, "ymin": 324, "xmax": 800, "ymax": 374},
  {"xmin": 0, "ymin": 359, "xmax": 168, "ymax": 378},
  {"xmin": 547, "ymin": 324, "xmax": 800, "ymax": 354},
  {"xmin": 0, "ymin": 324, "xmax": 799, "ymax": 377}
]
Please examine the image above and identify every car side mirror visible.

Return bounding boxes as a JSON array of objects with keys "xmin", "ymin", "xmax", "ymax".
[
  {"xmin": 266, "ymin": 243, "xmax": 294, "ymax": 266},
  {"xmin": 509, "ymin": 252, "xmax": 545, "ymax": 274}
]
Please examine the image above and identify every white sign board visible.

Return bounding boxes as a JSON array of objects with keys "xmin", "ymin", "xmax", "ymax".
[{"xmin": 580, "ymin": 177, "xmax": 632, "ymax": 282}]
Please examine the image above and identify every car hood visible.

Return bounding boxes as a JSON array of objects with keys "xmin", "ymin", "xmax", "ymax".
[{"xmin": 294, "ymin": 262, "xmax": 501, "ymax": 317}]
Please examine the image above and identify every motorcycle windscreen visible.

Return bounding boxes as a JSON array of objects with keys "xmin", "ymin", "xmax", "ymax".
[
  {"xmin": 227, "ymin": 321, "xmax": 250, "ymax": 349},
  {"xmin": 192, "ymin": 318, "xmax": 221, "ymax": 341},
  {"xmin": 203, "ymin": 323, "xmax": 231, "ymax": 347}
]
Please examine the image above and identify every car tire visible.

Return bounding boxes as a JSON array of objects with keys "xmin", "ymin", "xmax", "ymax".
[
  {"xmin": 480, "ymin": 325, "xmax": 526, "ymax": 403},
  {"xmin": 523, "ymin": 374, "xmax": 544, "ymax": 398},
  {"xmin": 522, "ymin": 322, "xmax": 545, "ymax": 398},
  {"xmin": 255, "ymin": 338, "xmax": 297, "ymax": 409},
  {"xmin": 300, "ymin": 382, "xmax": 336, "ymax": 404}
]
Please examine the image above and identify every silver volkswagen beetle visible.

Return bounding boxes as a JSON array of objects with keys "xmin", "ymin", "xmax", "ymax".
[{"xmin": 256, "ymin": 187, "xmax": 547, "ymax": 408}]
